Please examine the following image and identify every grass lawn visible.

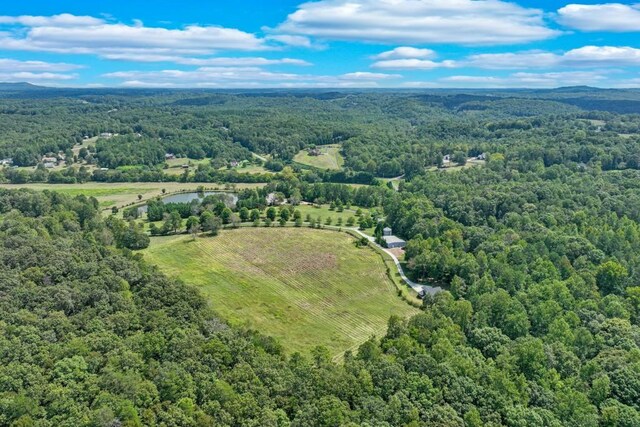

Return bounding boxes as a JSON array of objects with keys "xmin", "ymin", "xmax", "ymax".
[
  {"xmin": 164, "ymin": 157, "xmax": 211, "ymax": 175},
  {"xmin": 293, "ymin": 144, "xmax": 344, "ymax": 170},
  {"xmin": 427, "ymin": 158, "xmax": 486, "ymax": 173},
  {"xmin": 294, "ymin": 203, "xmax": 376, "ymax": 226},
  {"xmin": 221, "ymin": 162, "xmax": 274, "ymax": 175},
  {"xmin": 142, "ymin": 227, "xmax": 419, "ymax": 357}
]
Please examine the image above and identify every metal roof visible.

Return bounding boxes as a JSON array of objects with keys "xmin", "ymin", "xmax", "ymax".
[{"xmin": 383, "ymin": 235, "xmax": 406, "ymax": 244}]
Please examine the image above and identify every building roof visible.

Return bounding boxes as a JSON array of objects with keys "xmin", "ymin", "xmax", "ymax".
[
  {"xmin": 383, "ymin": 235, "xmax": 406, "ymax": 245},
  {"xmin": 383, "ymin": 227, "xmax": 392, "ymax": 232}
]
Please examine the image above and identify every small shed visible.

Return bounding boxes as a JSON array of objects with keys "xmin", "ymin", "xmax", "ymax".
[{"xmin": 383, "ymin": 227, "xmax": 393, "ymax": 236}]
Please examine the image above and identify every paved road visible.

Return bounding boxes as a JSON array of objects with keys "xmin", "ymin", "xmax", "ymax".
[{"xmin": 348, "ymin": 228, "xmax": 442, "ymax": 296}]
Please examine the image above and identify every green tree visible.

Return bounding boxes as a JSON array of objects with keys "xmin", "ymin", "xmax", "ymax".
[
  {"xmin": 239, "ymin": 207, "xmax": 249, "ymax": 222},
  {"xmin": 266, "ymin": 207, "xmax": 277, "ymax": 221},
  {"xmin": 597, "ymin": 261, "xmax": 628, "ymax": 295},
  {"xmin": 221, "ymin": 207, "xmax": 233, "ymax": 224},
  {"xmin": 164, "ymin": 211, "xmax": 183, "ymax": 234}
]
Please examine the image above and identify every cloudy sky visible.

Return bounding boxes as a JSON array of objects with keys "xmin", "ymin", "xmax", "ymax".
[{"xmin": 1, "ymin": 0, "xmax": 639, "ymax": 88}]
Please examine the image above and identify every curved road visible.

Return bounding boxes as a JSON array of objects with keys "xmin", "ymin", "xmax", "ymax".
[{"xmin": 347, "ymin": 228, "xmax": 442, "ymax": 296}]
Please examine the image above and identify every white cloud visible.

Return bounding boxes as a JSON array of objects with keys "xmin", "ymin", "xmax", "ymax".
[
  {"xmin": 465, "ymin": 46, "xmax": 640, "ymax": 69},
  {"xmin": 557, "ymin": 3, "xmax": 640, "ymax": 32},
  {"xmin": 465, "ymin": 51, "xmax": 560, "ymax": 69},
  {"xmin": 340, "ymin": 71, "xmax": 400, "ymax": 79},
  {"xmin": 0, "ymin": 58, "xmax": 81, "ymax": 82},
  {"xmin": 373, "ymin": 47, "xmax": 436, "ymax": 60},
  {"xmin": 0, "ymin": 14, "xmax": 267, "ymax": 57},
  {"xmin": 0, "ymin": 58, "xmax": 83, "ymax": 72},
  {"xmin": 371, "ymin": 46, "xmax": 456, "ymax": 69},
  {"xmin": 0, "ymin": 13, "xmax": 103, "ymax": 27},
  {"xmin": 103, "ymin": 67, "xmax": 400, "ymax": 88},
  {"xmin": 440, "ymin": 70, "xmax": 608, "ymax": 88},
  {"xmin": 0, "ymin": 71, "xmax": 77, "ymax": 82},
  {"xmin": 275, "ymin": 0, "xmax": 560, "ymax": 45},
  {"xmin": 563, "ymin": 46, "xmax": 640, "ymax": 66},
  {"xmin": 612, "ymin": 77, "xmax": 640, "ymax": 88},
  {"xmin": 100, "ymin": 54, "xmax": 311, "ymax": 66},
  {"xmin": 372, "ymin": 58, "xmax": 457, "ymax": 70}
]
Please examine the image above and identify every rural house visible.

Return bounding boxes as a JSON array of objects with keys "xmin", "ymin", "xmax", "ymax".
[{"xmin": 42, "ymin": 156, "xmax": 58, "ymax": 164}]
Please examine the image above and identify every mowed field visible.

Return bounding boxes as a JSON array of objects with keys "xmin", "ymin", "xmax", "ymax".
[
  {"xmin": 293, "ymin": 144, "xmax": 344, "ymax": 170},
  {"xmin": 143, "ymin": 228, "xmax": 419, "ymax": 357}
]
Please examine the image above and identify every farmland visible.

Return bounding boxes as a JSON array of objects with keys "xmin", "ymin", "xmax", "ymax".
[
  {"xmin": 293, "ymin": 144, "xmax": 344, "ymax": 170},
  {"xmin": 142, "ymin": 227, "xmax": 419, "ymax": 357}
]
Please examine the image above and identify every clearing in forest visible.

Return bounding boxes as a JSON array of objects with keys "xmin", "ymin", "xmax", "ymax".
[
  {"xmin": 293, "ymin": 144, "xmax": 344, "ymax": 170},
  {"xmin": 143, "ymin": 227, "xmax": 418, "ymax": 356}
]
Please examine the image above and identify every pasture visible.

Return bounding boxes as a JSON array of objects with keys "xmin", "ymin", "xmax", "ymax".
[{"xmin": 142, "ymin": 227, "xmax": 419, "ymax": 357}]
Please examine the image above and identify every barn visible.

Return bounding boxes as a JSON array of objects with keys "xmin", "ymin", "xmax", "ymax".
[
  {"xmin": 383, "ymin": 235, "xmax": 407, "ymax": 249},
  {"xmin": 381, "ymin": 227, "xmax": 406, "ymax": 248}
]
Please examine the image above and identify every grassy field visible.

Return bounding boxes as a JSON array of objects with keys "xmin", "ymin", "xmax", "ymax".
[
  {"xmin": 0, "ymin": 182, "xmax": 265, "ymax": 209},
  {"xmin": 293, "ymin": 145, "xmax": 344, "ymax": 170},
  {"xmin": 164, "ymin": 157, "xmax": 211, "ymax": 175},
  {"xmin": 142, "ymin": 228, "xmax": 419, "ymax": 357},
  {"xmin": 426, "ymin": 158, "xmax": 486, "ymax": 173}
]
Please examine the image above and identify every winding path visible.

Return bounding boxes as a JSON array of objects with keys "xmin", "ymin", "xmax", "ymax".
[{"xmin": 344, "ymin": 227, "xmax": 442, "ymax": 296}]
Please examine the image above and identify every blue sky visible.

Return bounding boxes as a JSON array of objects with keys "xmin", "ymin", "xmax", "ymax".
[{"xmin": 0, "ymin": 0, "xmax": 639, "ymax": 88}]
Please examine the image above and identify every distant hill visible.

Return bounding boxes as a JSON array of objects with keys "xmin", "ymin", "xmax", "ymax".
[
  {"xmin": 552, "ymin": 86, "xmax": 604, "ymax": 92},
  {"xmin": 0, "ymin": 82, "xmax": 46, "ymax": 91}
]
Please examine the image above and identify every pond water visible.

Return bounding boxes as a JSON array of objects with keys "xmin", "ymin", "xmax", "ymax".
[{"xmin": 138, "ymin": 191, "xmax": 238, "ymax": 213}]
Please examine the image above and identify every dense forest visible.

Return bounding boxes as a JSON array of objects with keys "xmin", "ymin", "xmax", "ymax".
[
  {"xmin": 1, "ymin": 88, "xmax": 640, "ymax": 184},
  {"xmin": 1, "ymin": 87, "xmax": 640, "ymax": 426},
  {"xmin": 2, "ymin": 173, "xmax": 640, "ymax": 425}
]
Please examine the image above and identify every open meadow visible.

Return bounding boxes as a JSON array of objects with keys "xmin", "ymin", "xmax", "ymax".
[
  {"xmin": 293, "ymin": 144, "xmax": 344, "ymax": 170},
  {"xmin": 142, "ymin": 227, "xmax": 419, "ymax": 357}
]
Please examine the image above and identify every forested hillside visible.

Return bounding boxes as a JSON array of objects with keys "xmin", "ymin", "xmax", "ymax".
[
  {"xmin": 1, "ymin": 88, "xmax": 640, "ymax": 426},
  {"xmin": 1, "ymin": 89, "xmax": 640, "ymax": 184},
  {"xmin": 2, "ymin": 170, "xmax": 640, "ymax": 425}
]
